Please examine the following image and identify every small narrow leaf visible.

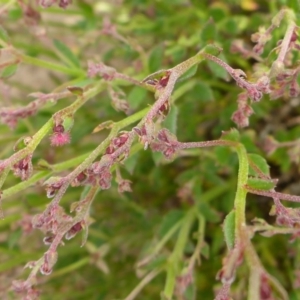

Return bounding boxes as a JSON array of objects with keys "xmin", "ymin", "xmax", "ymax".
[
  {"xmin": 92, "ymin": 120, "xmax": 115, "ymax": 133},
  {"xmin": 1, "ymin": 64, "xmax": 18, "ymax": 78},
  {"xmin": 163, "ymin": 105, "xmax": 178, "ymax": 135},
  {"xmin": 37, "ymin": 159, "xmax": 52, "ymax": 170},
  {"xmin": 53, "ymin": 39, "xmax": 80, "ymax": 68},
  {"xmin": 201, "ymin": 18, "xmax": 217, "ymax": 43},
  {"xmin": 148, "ymin": 44, "xmax": 164, "ymax": 73},
  {"xmin": 127, "ymin": 86, "xmax": 148, "ymax": 110},
  {"xmin": 67, "ymin": 86, "xmax": 83, "ymax": 96},
  {"xmin": 247, "ymin": 178, "xmax": 276, "ymax": 191},
  {"xmin": 223, "ymin": 210, "xmax": 235, "ymax": 250},
  {"xmin": 200, "ymin": 242, "xmax": 209, "ymax": 259},
  {"xmin": 0, "ymin": 25, "xmax": 9, "ymax": 43},
  {"xmin": 62, "ymin": 116, "xmax": 74, "ymax": 131},
  {"xmin": 81, "ymin": 225, "xmax": 89, "ymax": 247},
  {"xmin": 178, "ymin": 65, "xmax": 198, "ymax": 82},
  {"xmin": 221, "ymin": 128, "xmax": 240, "ymax": 142},
  {"xmin": 158, "ymin": 210, "xmax": 183, "ymax": 238},
  {"xmin": 197, "ymin": 202, "xmax": 220, "ymax": 223},
  {"xmin": 248, "ymin": 153, "xmax": 270, "ymax": 177}
]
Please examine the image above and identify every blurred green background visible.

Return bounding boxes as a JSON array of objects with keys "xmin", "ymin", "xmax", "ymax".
[{"xmin": 1, "ymin": 0, "xmax": 300, "ymax": 299}]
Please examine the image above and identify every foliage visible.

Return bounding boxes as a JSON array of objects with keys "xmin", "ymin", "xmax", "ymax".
[{"xmin": 1, "ymin": 1, "xmax": 300, "ymax": 299}]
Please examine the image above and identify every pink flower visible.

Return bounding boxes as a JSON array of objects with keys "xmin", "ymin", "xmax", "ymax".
[{"xmin": 50, "ymin": 124, "xmax": 70, "ymax": 147}]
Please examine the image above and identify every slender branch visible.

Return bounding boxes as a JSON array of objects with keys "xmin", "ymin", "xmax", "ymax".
[
  {"xmin": 245, "ymin": 186, "xmax": 300, "ymax": 203},
  {"xmin": 124, "ymin": 269, "xmax": 162, "ymax": 300},
  {"xmin": 234, "ymin": 145, "xmax": 249, "ymax": 237}
]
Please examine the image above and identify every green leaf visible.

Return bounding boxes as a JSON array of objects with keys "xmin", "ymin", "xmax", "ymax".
[
  {"xmin": 67, "ymin": 86, "xmax": 83, "ymax": 96},
  {"xmin": 53, "ymin": 39, "xmax": 80, "ymax": 68},
  {"xmin": 92, "ymin": 120, "xmax": 115, "ymax": 133},
  {"xmin": 127, "ymin": 86, "xmax": 148, "ymax": 110},
  {"xmin": 221, "ymin": 128, "xmax": 240, "ymax": 142},
  {"xmin": 0, "ymin": 25, "xmax": 9, "ymax": 43},
  {"xmin": 183, "ymin": 282, "xmax": 196, "ymax": 300},
  {"xmin": 223, "ymin": 210, "xmax": 235, "ymax": 250},
  {"xmin": 148, "ymin": 44, "xmax": 164, "ymax": 73},
  {"xmin": 247, "ymin": 178, "xmax": 275, "ymax": 191},
  {"xmin": 8, "ymin": 229, "xmax": 22, "ymax": 249},
  {"xmin": 163, "ymin": 105, "xmax": 178, "ymax": 135},
  {"xmin": 178, "ymin": 65, "xmax": 198, "ymax": 82},
  {"xmin": 62, "ymin": 116, "xmax": 74, "ymax": 131},
  {"xmin": 192, "ymin": 82, "xmax": 214, "ymax": 102},
  {"xmin": 37, "ymin": 159, "xmax": 52, "ymax": 170},
  {"xmin": 200, "ymin": 242, "xmax": 209, "ymax": 259},
  {"xmin": 190, "ymin": 0, "xmax": 206, "ymax": 8},
  {"xmin": 1, "ymin": 64, "xmax": 18, "ymax": 78},
  {"xmin": 77, "ymin": 1, "xmax": 94, "ymax": 18},
  {"xmin": 214, "ymin": 146, "xmax": 232, "ymax": 166},
  {"xmin": 209, "ymin": 7, "xmax": 227, "ymax": 22},
  {"xmin": 197, "ymin": 202, "xmax": 220, "ymax": 223},
  {"xmin": 201, "ymin": 18, "xmax": 217, "ymax": 43},
  {"xmin": 158, "ymin": 210, "xmax": 183, "ymax": 238},
  {"xmin": 248, "ymin": 153, "xmax": 270, "ymax": 177}
]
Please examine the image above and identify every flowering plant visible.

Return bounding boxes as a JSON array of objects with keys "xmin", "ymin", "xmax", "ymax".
[{"xmin": 1, "ymin": 1, "xmax": 300, "ymax": 299}]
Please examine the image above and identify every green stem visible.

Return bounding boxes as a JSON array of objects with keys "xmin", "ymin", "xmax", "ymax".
[
  {"xmin": 1, "ymin": 103, "xmax": 148, "ymax": 200},
  {"xmin": 16, "ymin": 52, "xmax": 85, "ymax": 77},
  {"xmin": 163, "ymin": 208, "xmax": 196, "ymax": 299},
  {"xmin": 234, "ymin": 144, "xmax": 249, "ymax": 240},
  {"xmin": 188, "ymin": 213, "xmax": 205, "ymax": 269},
  {"xmin": 0, "ymin": 83, "xmax": 104, "ymax": 191},
  {"xmin": 1, "ymin": 171, "xmax": 48, "ymax": 200},
  {"xmin": 124, "ymin": 269, "xmax": 162, "ymax": 300}
]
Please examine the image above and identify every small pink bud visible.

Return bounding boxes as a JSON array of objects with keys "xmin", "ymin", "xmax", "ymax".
[
  {"xmin": 290, "ymin": 80, "xmax": 300, "ymax": 98},
  {"xmin": 12, "ymin": 154, "xmax": 33, "ymax": 181},
  {"xmin": 65, "ymin": 222, "xmax": 83, "ymax": 240},
  {"xmin": 43, "ymin": 236, "xmax": 54, "ymax": 245},
  {"xmin": 231, "ymin": 110, "xmax": 249, "ymax": 128},
  {"xmin": 118, "ymin": 179, "xmax": 132, "ymax": 193},
  {"xmin": 12, "ymin": 280, "xmax": 31, "ymax": 293},
  {"xmin": 163, "ymin": 147, "xmax": 176, "ymax": 159},
  {"xmin": 158, "ymin": 101, "xmax": 170, "ymax": 115},
  {"xmin": 105, "ymin": 145, "xmax": 115, "ymax": 154},
  {"xmin": 98, "ymin": 169, "xmax": 112, "ymax": 190},
  {"xmin": 253, "ymin": 43, "xmax": 264, "ymax": 55},
  {"xmin": 158, "ymin": 73, "xmax": 170, "ymax": 88},
  {"xmin": 260, "ymin": 274, "xmax": 272, "ymax": 299},
  {"xmin": 40, "ymin": 251, "xmax": 58, "ymax": 275},
  {"xmin": 59, "ymin": 0, "xmax": 72, "ymax": 8},
  {"xmin": 71, "ymin": 172, "xmax": 87, "ymax": 187},
  {"xmin": 113, "ymin": 133, "xmax": 129, "ymax": 147},
  {"xmin": 43, "ymin": 176, "xmax": 65, "ymax": 198},
  {"xmin": 40, "ymin": 263, "xmax": 52, "ymax": 275}
]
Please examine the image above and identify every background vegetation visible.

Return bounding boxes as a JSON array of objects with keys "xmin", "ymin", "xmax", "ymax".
[{"xmin": 1, "ymin": 0, "xmax": 300, "ymax": 299}]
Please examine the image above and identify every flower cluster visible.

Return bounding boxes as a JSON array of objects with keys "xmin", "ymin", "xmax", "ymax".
[
  {"xmin": 150, "ymin": 128, "xmax": 179, "ymax": 159},
  {"xmin": 39, "ymin": 0, "xmax": 72, "ymax": 9}
]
